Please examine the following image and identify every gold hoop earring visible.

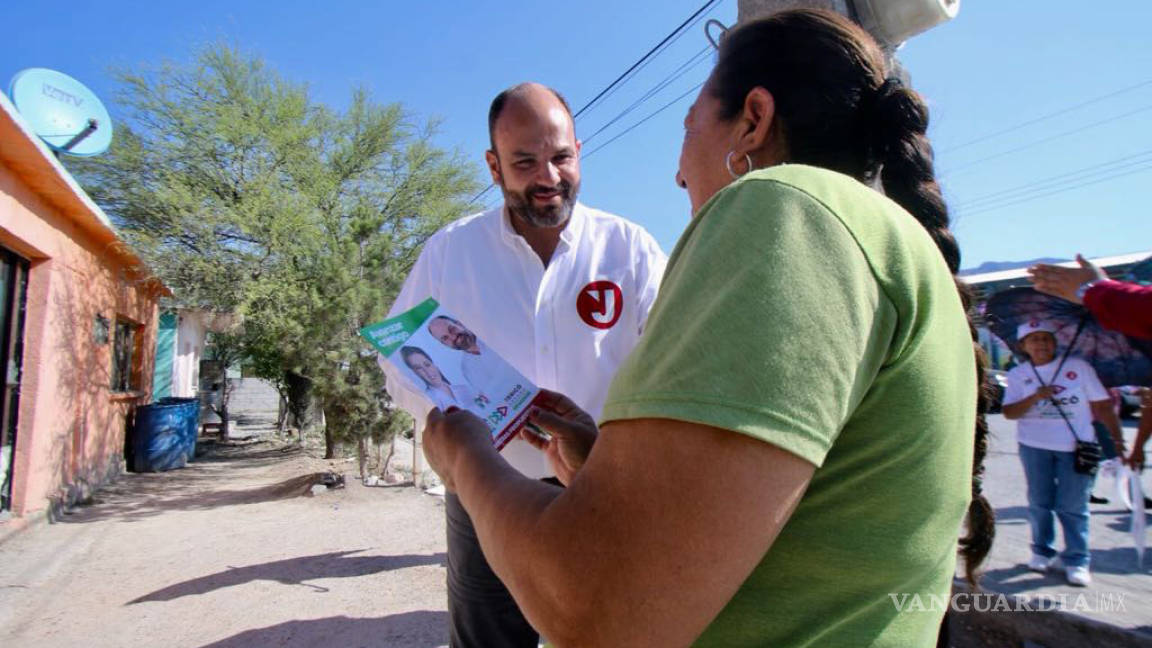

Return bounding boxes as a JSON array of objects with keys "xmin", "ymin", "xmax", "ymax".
[{"xmin": 725, "ymin": 150, "xmax": 754, "ymax": 179}]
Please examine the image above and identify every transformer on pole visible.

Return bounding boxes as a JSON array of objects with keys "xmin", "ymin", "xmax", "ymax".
[{"xmin": 737, "ymin": 0, "xmax": 959, "ymax": 52}]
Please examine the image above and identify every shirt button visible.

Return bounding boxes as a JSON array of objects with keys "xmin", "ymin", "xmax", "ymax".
[{"xmin": 541, "ymin": 345, "xmax": 550, "ymax": 353}]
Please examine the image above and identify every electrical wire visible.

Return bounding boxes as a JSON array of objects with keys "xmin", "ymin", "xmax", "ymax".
[
  {"xmin": 572, "ymin": 4, "xmax": 720, "ymax": 127},
  {"xmin": 942, "ymin": 103, "xmax": 1152, "ymax": 177},
  {"xmin": 465, "ymin": 183, "xmax": 497, "ymax": 208},
  {"xmin": 960, "ymin": 164, "xmax": 1152, "ymax": 217},
  {"xmin": 954, "ymin": 153, "xmax": 1152, "ymax": 217},
  {"xmin": 572, "ymin": 0, "xmax": 723, "ymax": 121},
  {"xmin": 940, "ymin": 79, "xmax": 1152, "ymax": 154},
  {"xmin": 582, "ymin": 44, "xmax": 712, "ymax": 146},
  {"xmin": 582, "ymin": 81, "xmax": 704, "ymax": 161},
  {"xmin": 955, "ymin": 148, "xmax": 1152, "ymax": 210}
]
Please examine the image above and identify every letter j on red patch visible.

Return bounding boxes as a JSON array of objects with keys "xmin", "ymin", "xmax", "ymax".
[{"xmin": 577, "ymin": 281, "xmax": 623, "ymax": 329}]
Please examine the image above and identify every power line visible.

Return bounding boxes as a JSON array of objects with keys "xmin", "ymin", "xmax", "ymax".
[
  {"xmin": 574, "ymin": 6, "xmax": 719, "ymax": 127},
  {"xmin": 957, "ymin": 157, "xmax": 1152, "ymax": 214},
  {"xmin": 954, "ymin": 156, "xmax": 1152, "ymax": 218},
  {"xmin": 582, "ymin": 81, "xmax": 705, "ymax": 161},
  {"xmin": 961, "ymin": 164, "xmax": 1152, "ymax": 217},
  {"xmin": 955, "ymin": 148, "xmax": 1152, "ymax": 210},
  {"xmin": 582, "ymin": 45, "xmax": 713, "ymax": 146},
  {"xmin": 572, "ymin": 0, "xmax": 723, "ymax": 121},
  {"xmin": 941, "ymin": 79, "xmax": 1152, "ymax": 154},
  {"xmin": 465, "ymin": 182, "xmax": 497, "ymax": 207},
  {"xmin": 941, "ymin": 103, "xmax": 1152, "ymax": 177}
]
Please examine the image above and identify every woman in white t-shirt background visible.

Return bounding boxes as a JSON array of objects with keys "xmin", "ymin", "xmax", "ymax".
[{"xmin": 1002, "ymin": 320, "xmax": 1125, "ymax": 587}]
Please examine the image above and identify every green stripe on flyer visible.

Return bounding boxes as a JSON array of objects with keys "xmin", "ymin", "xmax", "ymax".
[{"xmin": 359, "ymin": 297, "xmax": 440, "ymax": 357}]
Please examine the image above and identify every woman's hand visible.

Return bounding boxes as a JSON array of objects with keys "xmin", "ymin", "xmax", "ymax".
[
  {"xmin": 1028, "ymin": 254, "xmax": 1108, "ymax": 304},
  {"xmin": 1128, "ymin": 445, "xmax": 1146, "ymax": 470},
  {"xmin": 522, "ymin": 390, "xmax": 599, "ymax": 486},
  {"xmin": 1034, "ymin": 385, "xmax": 1056, "ymax": 400},
  {"xmin": 425, "ymin": 407, "xmax": 500, "ymax": 492}
]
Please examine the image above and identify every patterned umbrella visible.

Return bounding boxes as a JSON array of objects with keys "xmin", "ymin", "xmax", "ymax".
[
  {"xmin": 984, "ymin": 287, "xmax": 1152, "ymax": 387},
  {"xmin": 1124, "ymin": 254, "xmax": 1152, "ymax": 285}
]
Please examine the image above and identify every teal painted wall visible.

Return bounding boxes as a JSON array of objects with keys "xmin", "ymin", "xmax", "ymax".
[{"xmin": 152, "ymin": 310, "xmax": 177, "ymax": 399}]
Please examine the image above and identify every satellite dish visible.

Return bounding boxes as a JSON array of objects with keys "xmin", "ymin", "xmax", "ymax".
[{"xmin": 8, "ymin": 68, "xmax": 113, "ymax": 157}]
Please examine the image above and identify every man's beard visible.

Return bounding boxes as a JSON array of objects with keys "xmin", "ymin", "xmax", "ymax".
[
  {"xmin": 502, "ymin": 179, "xmax": 579, "ymax": 228},
  {"xmin": 454, "ymin": 330, "xmax": 476, "ymax": 351}
]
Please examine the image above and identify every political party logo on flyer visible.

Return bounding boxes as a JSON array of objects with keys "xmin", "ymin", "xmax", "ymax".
[
  {"xmin": 577, "ymin": 280, "xmax": 622, "ymax": 330},
  {"xmin": 1066, "ymin": 371, "xmax": 1078, "ymax": 380}
]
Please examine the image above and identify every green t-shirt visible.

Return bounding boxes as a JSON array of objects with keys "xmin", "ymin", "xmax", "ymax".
[{"xmin": 601, "ymin": 165, "xmax": 976, "ymax": 647}]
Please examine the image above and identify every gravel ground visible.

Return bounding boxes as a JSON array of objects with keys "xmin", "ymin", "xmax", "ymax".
[{"xmin": 0, "ymin": 434, "xmax": 451, "ymax": 648}]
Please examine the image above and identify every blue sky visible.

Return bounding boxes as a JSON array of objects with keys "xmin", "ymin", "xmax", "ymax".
[{"xmin": 3, "ymin": 1, "xmax": 1150, "ymax": 269}]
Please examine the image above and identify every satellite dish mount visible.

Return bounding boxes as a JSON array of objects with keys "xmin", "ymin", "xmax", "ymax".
[{"xmin": 62, "ymin": 118, "xmax": 99, "ymax": 153}]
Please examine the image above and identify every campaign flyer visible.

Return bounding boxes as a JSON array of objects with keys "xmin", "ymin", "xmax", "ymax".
[{"xmin": 360, "ymin": 298, "xmax": 540, "ymax": 451}]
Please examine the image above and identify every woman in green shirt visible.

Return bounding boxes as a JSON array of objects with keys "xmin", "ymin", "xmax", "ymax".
[{"xmin": 423, "ymin": 9, "xmax": 992, "ymax": 647}]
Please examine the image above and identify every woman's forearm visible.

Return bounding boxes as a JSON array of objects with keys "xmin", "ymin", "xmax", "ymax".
[
  {"xmin": 1003, "ymin": 393, "xmax": 1040, "ymax": 419},
  {"xmin": 451, "ymin": 443, "xmax": 593, "ymax": 643},
  {"xmin": 1132, "ymin": 402, "xmax": 1151, "ymax": 455},
  {"xmin": 444, "ymin": 418, "xmax": 814, "ymax": 648}
]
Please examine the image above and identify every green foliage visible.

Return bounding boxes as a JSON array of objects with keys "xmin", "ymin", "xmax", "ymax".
[{"xmin": 69, "ymin": 44, "xmax": 481, "ymax": 448}]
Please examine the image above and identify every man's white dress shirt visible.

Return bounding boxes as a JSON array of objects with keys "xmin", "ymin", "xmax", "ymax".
[{"xmin": 384, "ymin": 201, "xmax": 666, "ymax": 478}]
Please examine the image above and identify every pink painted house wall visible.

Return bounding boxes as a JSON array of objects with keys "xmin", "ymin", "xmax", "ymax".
[{"xmin": 0, "ymin": 93, "xmax": 168, "ymax": 523}]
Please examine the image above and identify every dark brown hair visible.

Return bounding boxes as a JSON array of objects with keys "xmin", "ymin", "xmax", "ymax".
[{"xmin": 710, "ymin": 9, "xmax": 994, "ymax": 585}]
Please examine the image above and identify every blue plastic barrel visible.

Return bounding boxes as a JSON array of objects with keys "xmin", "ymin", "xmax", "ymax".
[
  {"xmin": 132, "ymin": 402, "xmax": 189, "ymax": 472},
  {"xmin": 158, "ymin": 397, "xmax": 201, "ymax": 461}
]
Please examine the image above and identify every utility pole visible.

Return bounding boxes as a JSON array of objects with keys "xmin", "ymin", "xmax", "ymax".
[
  {"xmin": 739, "ymin": 0, "xmax": 852, "ymax": 24},
  {"xmin": 736, "ymin": 0, "xmax": 958, "ymax": 55}
]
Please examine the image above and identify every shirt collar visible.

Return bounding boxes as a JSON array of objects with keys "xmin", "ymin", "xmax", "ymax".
[{"xmin": 497, "ymin": 201, "xmax": 586, "ymax": 253}]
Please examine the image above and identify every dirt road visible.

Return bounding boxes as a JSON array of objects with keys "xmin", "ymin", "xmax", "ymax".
[{"xmin": 0, "ymin": 439, "xmax": 450, "ymax": 648}]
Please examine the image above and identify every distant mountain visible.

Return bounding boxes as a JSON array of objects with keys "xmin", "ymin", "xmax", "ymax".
[{"xmin": 958, "ymin": 257, "xmax": 1069, "ymax": 277}]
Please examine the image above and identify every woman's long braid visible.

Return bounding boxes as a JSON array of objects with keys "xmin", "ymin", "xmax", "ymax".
[{"xmin": 874, "ymin": 83, "xmax": 995, "ymax": 586}]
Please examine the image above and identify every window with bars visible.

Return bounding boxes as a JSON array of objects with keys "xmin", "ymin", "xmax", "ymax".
[{"xmin": 111, "ymin": 319, "xmax": 138, "ymax": 392}]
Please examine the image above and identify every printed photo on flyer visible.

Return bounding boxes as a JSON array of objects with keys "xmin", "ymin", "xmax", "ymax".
[{"xmin": 360, "ymin": 298, "xmax": 541, "ymax": 450}]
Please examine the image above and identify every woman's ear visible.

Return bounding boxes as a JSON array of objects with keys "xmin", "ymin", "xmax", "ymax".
[{"xmin": 735, "ymin": 87, "xmax": 776, "ymax": 154}]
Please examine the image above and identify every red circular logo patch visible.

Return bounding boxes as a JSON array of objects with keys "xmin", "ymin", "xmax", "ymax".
[
  {"xmin": 577, "ymin": 281, "xmax": 623, "ymax": 330},
  {"xmin": 1066, "ymin": 371, "xmax": 1078, "ymax": 380}
]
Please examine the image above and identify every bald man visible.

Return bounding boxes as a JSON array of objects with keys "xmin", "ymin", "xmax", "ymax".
[{"xmin": 382, "ymin": 83, "xmax": 667, "ymax": 647}]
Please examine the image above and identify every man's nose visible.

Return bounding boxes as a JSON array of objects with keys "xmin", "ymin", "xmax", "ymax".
[{"xmin": 539, "ymin": 161, "xmax": 561, "ymax": 186}]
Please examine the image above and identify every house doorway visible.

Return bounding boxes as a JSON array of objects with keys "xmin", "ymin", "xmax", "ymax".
[{"xmin": 0, "ymin": 248, "xmax": 29, "ymax": 513}]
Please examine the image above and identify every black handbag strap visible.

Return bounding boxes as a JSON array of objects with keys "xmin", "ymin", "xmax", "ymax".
[{"xmin": 1027, "ymin": 316, "xmax": 1089, "ymax": 444}]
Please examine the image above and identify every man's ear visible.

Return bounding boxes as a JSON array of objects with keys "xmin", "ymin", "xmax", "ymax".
[
  {"xmin": 734, "ymin": 87, "xmax": 776, "ymax": 154},
  {"xmin": 485, "ymin": 150, "xmax": 502, "ymax": 185}
]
